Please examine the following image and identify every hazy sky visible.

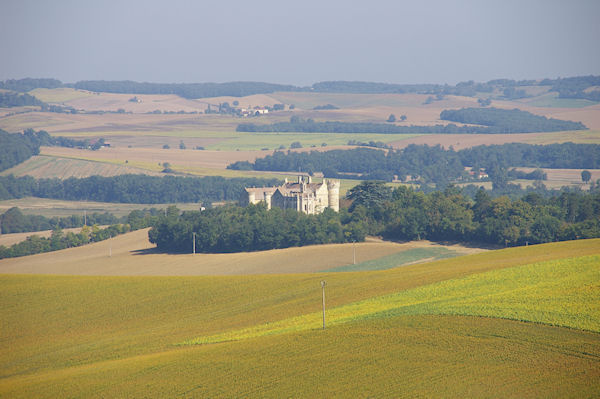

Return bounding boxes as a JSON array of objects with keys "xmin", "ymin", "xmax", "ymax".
[{"xmin": 1, "ymin": 0, "xmax": 599, "ymax": 86}]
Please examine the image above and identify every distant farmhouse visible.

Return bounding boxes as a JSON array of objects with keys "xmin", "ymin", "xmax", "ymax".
[{"xmin": 241, "ymin": 176, "xmax": 340, "ymax": 214}]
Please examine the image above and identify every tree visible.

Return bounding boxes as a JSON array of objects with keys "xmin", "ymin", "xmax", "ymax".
[
  {"xmin": 400, "ymin": 115, "xmax": 407, "ymax": 121},
  {"xmin": 290, "ymin": 141, "xmax": 302, "ymax": 149},
  {"xmin": 346, "ymin": 181, "xmax": 392, "ymax": 212},
  {"xmin": 387, "ymin": 114, "xmax": 396, "ymax": 123},
  {"xmin": 179, "ymin": 140, "xmax": 186, "ymax": 150},
  {"xmin": 581, "ymin": 170, "xmax": 592, "ymax": 183}
]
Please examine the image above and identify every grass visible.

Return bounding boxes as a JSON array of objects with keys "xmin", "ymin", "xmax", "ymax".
[
  {"xmin": 0, "ymin": 239, "xmax": 599, "ymax": 397},
  {"xmin": 0, "ymin": 239, "xmax": 598, "ymax": 397},
  {"xmin": 325, "ymin": 247, "xmax": 460, "ymax": 272}
]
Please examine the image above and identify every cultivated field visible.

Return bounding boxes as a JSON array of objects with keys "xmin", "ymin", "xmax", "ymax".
[
  {"xmin": 0, "ymin": 197, "xmax": 203, "ymax": 218},
  {"xmin": 0, "ymin": 155, "xmax": 162, "ymax": 179},
  {"xmin": 0, "ymin": 238, "xmax": 598, "ymax": 397},
  {"xmin": 0, "ymin": 228, "xmax": 486, "ymax": 275}
]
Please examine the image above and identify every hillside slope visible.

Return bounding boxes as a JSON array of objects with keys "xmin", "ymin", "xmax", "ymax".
[{"xmin": 0, "ymin": 239, "xmax": 598, "ymax": 397}]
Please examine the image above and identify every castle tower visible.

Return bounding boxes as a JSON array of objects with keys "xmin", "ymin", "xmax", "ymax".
[
  {"xmin": 264, "ymin": 192, "xmax": 272, "ymax": 209},
  {"xmin": 326, "ymin": 179, "xmax": 340, "ymax": 212}
]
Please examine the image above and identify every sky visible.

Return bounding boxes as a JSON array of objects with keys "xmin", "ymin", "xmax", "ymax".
[{"xmin": 1, "ymin": 0, "xmax": 599, "ymax": 86}]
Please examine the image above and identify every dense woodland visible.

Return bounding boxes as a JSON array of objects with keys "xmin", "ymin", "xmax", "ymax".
[
  {"xmin": 71, "ymin": 81, "xmax": 297, "ymax": 99},
  {"xmin": 237, "ymin": 108, "xmax": 586, "ymax": 134},
  {"xmin": 0, "ymin": 174, "xmax": 281, "ymax": 204},
  {"xmin": 0, "ymin": 92, "xmax": 43, "ymax": 107},
  {"xmin": 440, "ymin": 108, "xmax": 586, "ymax": 132},
  {"xmin": 0, "ymin": 129, "xmax": 42, "ymax": 172},
  {"xmin": 228, "ymin": 143, "xmax": 600, "ymax": 186},
  {"xmin": 353, "ymin": 183, "xmax": 600, "ymax": 246},
  {"xmin": 548, "ymin": 75, "xmax": 600, "ymax": 101},
  {"xmin": 148, "ymin": 204, "xmax": 361, "ymax": 253},
  {"xmin": 148, "ymin": 183, "xmax": 600, "ymax": 254}
]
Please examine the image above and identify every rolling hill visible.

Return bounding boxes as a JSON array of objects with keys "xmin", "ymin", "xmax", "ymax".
[{"xmin": 0, "ymin": 238, "xmax": 598, "ymax": 397}]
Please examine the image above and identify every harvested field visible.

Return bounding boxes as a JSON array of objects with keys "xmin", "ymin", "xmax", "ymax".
[
  {"xmin": 514, "ymin": 167, "xmax": 600, "ymax": 187},
  {"xmin": 0, "ymin": 155, "xmax": 162, "ymax": 179},
  {"xmin": 0, "ymin": 197, "xmax": 203, "ymax": 218},
  {"xmin": 40, "ymin": 146, "xmax": 275, "ymax": 170},
  {"xmin": 29, "ymin": 88, "xmax": 96, "ymax": 103},
  {"xmin": 387, "ymin": 132, "xmax": 600, "ymax": 150},
  {"xmin": 0, "ymin": 228, "xmax": 487, "ymax": 275}
]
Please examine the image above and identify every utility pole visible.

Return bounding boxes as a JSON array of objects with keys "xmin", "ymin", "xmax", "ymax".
[
  {"xmin": 353, "ymin": 241, "xmax": 356, "ymax": 265},
  {"xmin": 321, "ymin": 280, "xmax": 326, "ymax": 329},
  {"xmin": 192, "ymin": 232, "xmax": 196, "ymax": 255},
  {"xmin": 84, "ymin": 210, "xmax": 87, "ymax": 226}
]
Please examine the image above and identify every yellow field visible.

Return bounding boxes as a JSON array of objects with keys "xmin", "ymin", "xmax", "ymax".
[
  {"xmin": 0, "ymin": 239, "xmax": 598, "ymax": 397},
  {"xmin": 0, "ymin": 155, "xmax": 162, "ymax": 179},
  {"xmin": 188, "ymin": 254, "xmax": 599, "ymax": 345}
]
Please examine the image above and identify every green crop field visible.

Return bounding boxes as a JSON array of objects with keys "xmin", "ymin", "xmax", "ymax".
[
  {"xmin": 0, "ymin": 238, "xmax": 598, "ymax": 397},
  {"xmin": 325, "ymin": 246, "xmax": 460, "ymax": 272}
]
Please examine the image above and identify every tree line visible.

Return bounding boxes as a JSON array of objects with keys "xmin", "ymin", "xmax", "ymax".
[
  {"xmin": 3, "ymin": 76, "xmax": 599, "ymax": 101},
  {"xmin": 0, "ymin": 174, "xmax": 282, "ymax": 204},
  {"xmin": 228, "ymin": 143, "xmax": 600, "ymax": 185},
  {"xmin": 148, "ymin": 204, "xmax": 363, "ymax": 253},
  {"xmin": 0, "ymin": 208, "xmax": 161, "ymax": 259},
  {"xmin": 71, "ymin": 81, "xmax": 297, "ymax": 99},
  {"xmin": 440, "ymin": 107, "xmax": 586, "ymax": 133},
  {"xmin": 147, "ymin": 183, "xmax": 599, "ymax": 254},
  {"xmin": 546, "ymin": 76, "xmax": 600, "ymax": 102},
  {"xmin": 237, "ymin": 118, "xmax": 498, "ymax": 134},
  {"xmin": 0, "ymin": 207, "xmax": 119, "ymax": 234},
  {"xmin": 0, "ymin": 92, "xmax": 44, "ymax": 107},
  {"xmin": 237, "ymin": 108, "xmax": 586, "ymax": 134},
  {"xmin": 348, "ymin": 182, "xmax": 600, "ymax": 247}
]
